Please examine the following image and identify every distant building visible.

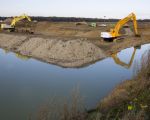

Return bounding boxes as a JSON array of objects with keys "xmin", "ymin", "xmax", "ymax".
[
  {"xmin": 33, "ymin": 20, "xmax": 38, "ymax": 23},
  {"xmin": 98, "ymin": 24, "xmax": 107, "ymax": 27}
]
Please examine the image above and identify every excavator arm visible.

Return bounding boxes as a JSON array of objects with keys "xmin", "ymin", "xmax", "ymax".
[
  {"xmin": 11, "ymin": 14, "xmax": 31, "ymax": 27},
  {"xmin": 101, "ymin": 12, "xmax": 139, "ymax": 39},
  {"xmin": 111, "ymin": 13, "xmax": 138, "ymax": 37}
]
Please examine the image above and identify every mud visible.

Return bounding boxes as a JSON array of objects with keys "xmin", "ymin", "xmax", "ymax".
[{"xmin": 0, "ymin": 22, "xmax": 150, "ymax": 68}]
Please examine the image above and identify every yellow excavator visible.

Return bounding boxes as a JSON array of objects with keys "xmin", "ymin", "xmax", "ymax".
[
  {"xmin": 1, "ymin": 14, "xmax": 31, "ymax": 32},
  {"xmin": 101, "ymin": 12, "xmax": 140, "ymax": 40}
]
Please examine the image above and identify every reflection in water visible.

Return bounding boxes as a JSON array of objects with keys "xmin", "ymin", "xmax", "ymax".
[
  {"xmin": 111, "ymin": 47, "xmax": 136, "ymax": 69},
  {"xmin": 15, "ymin": 53, "xmax": 30, "ymax": 61},
  {"xmin": 4, "ymin": 49, "xmax": 30, "ymax": 61}
]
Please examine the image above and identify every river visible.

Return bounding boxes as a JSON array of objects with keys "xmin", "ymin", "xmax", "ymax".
[{"xmin": 0, "ymin": 43, "xmax": 150, "ymax": 120}]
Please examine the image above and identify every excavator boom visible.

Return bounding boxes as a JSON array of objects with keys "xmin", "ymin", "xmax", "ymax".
[
  {"xmin": 11, "ymin": 14, "xmax": 31, "ymax": 26},
  {"xmin": 111, "ymin": 13, "xmax": 138, "ymax": 37}
]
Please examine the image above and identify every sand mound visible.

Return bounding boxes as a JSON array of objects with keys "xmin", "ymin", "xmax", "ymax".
[{"xmin": 17, "ymin": 37, "xmax": 106, "ymax": 67}]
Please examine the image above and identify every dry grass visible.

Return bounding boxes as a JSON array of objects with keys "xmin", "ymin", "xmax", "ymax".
[
  {"xmin": 136, "ymin": 50, "xmax": 150, "ymax": 79},
  {"xmin": 30, "ymin": 87, "xmax": 87, "ymax": 120},
  {"xmin": 97, "ymin": 50, "xmax": 150, "ymax": 119}
]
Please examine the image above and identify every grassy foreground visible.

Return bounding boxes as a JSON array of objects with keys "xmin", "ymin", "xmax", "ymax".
[
  {"xmin": 33, "ymin": 50, "xmax": 150, "ymax": 120},
  {"xmin": 90, "ymin": 50, "xmax": 150, "ymax": 120}
]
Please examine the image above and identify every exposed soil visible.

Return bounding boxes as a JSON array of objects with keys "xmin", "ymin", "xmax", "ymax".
[{"xmin": 0, "ymin": 22, "xmax": 150, "ymax": 68}]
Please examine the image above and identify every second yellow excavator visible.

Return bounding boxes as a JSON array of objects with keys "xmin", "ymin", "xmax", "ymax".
[
  {"xmin": 1, "ymin": 14, "xmax": 31, "ymax": 32},
  {"xmin": 101, "ymin": 12, "xmax": 140, "ymax": 40}
]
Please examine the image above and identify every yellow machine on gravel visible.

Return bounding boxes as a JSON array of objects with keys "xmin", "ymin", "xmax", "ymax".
[
  {"xmin": 1, "ymin": 14, "xmax": 31, "ymax": 32},
  {"xmin": 101, "ymin": 12, "xmax": 140, "ymax": 40}
]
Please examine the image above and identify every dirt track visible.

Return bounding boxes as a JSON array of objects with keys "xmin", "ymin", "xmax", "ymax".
[{"xmin": 0, "ymin": 22, "xmax": 150, "ymax": 67}]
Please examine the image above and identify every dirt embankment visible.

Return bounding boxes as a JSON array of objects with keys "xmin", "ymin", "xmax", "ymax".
[
  {"xmin": 0, "ymin": 22, "xmax": 150, "ymax": 68},
  {"xmin": 0, "ymin": 33, "xmax": 106, "ymax": 67}
]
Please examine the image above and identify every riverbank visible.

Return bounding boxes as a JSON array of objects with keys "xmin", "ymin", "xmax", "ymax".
[
  {"xmin": 0, "ymin": 22, "xmax": 150, "ymax": 68},
  {"xmin": 89, "ymin": 50, "xmax": 150, "ymax": 120}
]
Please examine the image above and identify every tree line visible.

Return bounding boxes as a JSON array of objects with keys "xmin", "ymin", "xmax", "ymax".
[{"xmin": 0, "ymin": 16, "xmax": 150, "ymax": 22}]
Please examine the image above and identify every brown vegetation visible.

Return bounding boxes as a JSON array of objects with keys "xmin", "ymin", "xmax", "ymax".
[
  {"xmin": 34, "ymin": 88, "xmax": 86, "ymax": 120},
  {"xmin": 98, "ymin": 50, "xmax": 150, "ymax": 119}
]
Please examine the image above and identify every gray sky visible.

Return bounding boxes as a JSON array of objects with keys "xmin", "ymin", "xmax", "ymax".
[{"xmin": 0, "ymin": 0, "xmax": 149, "ymax": 19}]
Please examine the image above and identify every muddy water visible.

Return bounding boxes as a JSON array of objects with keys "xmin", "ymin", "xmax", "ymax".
[{"xmin": 0, "ymin": 44, "xmax": 150, "ymax": 120}]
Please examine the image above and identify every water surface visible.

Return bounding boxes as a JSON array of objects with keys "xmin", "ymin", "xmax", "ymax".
[{"xmin": 0, "ymin": 44, "xmax": 150, "ymax": 120}]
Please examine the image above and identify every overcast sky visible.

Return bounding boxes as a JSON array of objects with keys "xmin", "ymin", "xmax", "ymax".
[{"xmin": 0, "ymin": 0, "xmax": 149, "ymax": 19}]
